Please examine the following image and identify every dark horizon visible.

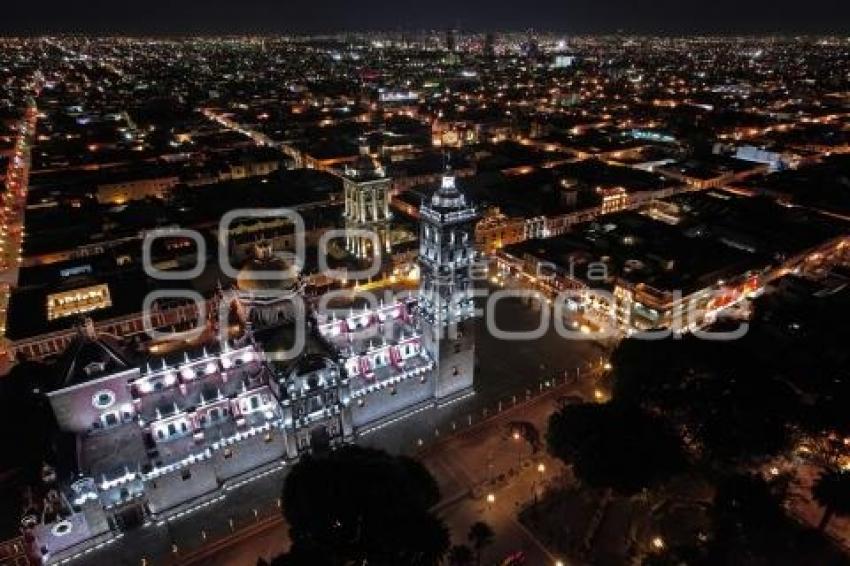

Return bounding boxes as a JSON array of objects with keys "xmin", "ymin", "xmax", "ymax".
[{"xmin": 2, "ymin": 0, "xmax": 849, "ymax": 36}]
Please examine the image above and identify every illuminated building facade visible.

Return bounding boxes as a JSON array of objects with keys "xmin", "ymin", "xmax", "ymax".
[
  {"xmin": 342, "ymin": 143, "xmax": 392, "ymax": 260},
  {"xmin": 46, "ymin": 284, "xmax": 113, "ymax": 321},
  {"xmin": 418, "ymin": 172, "xmax": 478, "ymax": 400},
  {"xmin": 23, "ymin": 174, "xmax": 481, "ymax": 562},
  {"xmin": 315, "ymin": 298, "xmax": 437, "ymax": 428},
  {"xmin": 598, "ymin": 186, "xmax": 629, "ymax": 214},
  {"xmin": 23, "ymin": 319, "xmax": 359, "ymax": 563},
  {"xmin": 313, "ymin": 171, "xmax": 480, "ymax": 423},
  {"xmin": 22, "ymin": 324, "xmax": 291, "ymax": 562},
  {"xmin": 495, "ymin": 191, "xmax": 850, "ymax": 335}
]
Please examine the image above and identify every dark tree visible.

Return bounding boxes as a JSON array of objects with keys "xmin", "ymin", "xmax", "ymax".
[
  {"xmin": 812, "ymin": 470, "xmax": 850, "ymax": 532},
  {"xmin": 276, "ymin": 446, "xmax": 449, "ymax": 566},
  {"xmin": 0, "ymin": 356, "xmax": 57, "ymax": 478},
  {"xmin": 546, "ymin": 402, "xmax": 686, "ymax": 496},
  {"xmin": 710, "ymin": 474, "xmax": 790, "ymax": 563},
  {"xmin": 447, "ymin": 544, "xmax": 475, "ymax": 566},
  {"xmin": 707, "ymin": 474, "xmax": 847, "ymax": 565},
  {"xmin": 611, "ymin": 335, "xmax": 800, "ymax": 467},
  {"xmin": 467, "ymin": 521, "xmax": 494, "ymax": 566}
]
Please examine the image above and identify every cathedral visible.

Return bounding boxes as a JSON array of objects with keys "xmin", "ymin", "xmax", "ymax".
[{"xmin": 21, "ymin": 171, "xmax": 479, "ymax": 564}]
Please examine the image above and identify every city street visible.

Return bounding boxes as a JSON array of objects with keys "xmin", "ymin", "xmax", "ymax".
[
  {"xmin": 0, "ymin": 100, "xmax": 36, "ymax": 371},
  {"xmin": 421, "ymin": 382, "xmax": 592, "ymax": 566}
]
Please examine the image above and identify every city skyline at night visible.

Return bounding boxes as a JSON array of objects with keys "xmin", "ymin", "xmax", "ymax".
[
  {"xmin": 0, "ymin": 19, "xmax": 848, "ymax": 566},
  {"xmin": 2, "ymin": 0, "xmax": 849, "ymax": 35}
]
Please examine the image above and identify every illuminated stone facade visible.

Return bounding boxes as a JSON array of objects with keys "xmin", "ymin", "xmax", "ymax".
[
  {"xmin": 26, "ymin": 174, "xmax": 480, "ymax": 562},
  {"xmin": 342, "ymin": 145, "xmax": 392, "ymax": 261},
  {"xmin": 418, "ymin": 172, "xmax": 478, "ymax": 399},
  {"xmin": 46, "ymin": 284, "xmax": 113, "ymax": 321}
]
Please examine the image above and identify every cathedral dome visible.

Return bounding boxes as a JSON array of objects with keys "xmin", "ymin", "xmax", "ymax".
[{"xmin": 236, "ymin": 244, "xmax": 300, "ymax": 294}]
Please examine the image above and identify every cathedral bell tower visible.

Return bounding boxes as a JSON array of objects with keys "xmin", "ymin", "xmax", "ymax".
[
  {"xmin": 342, "ymin": 139, "xmax": 392, "ymax": 262},
  {"xmin": 418, "ymin": 170, "xmax": 478, "ymax": 400}
]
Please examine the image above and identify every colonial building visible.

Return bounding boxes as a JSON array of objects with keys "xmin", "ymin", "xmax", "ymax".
[
  {"xmin": 22, "ymin": 324, "xmax": 290, "ymax": 563},
  {"xmin": 22, "ymin": 171, "xmax": 480, "ymax": 564},
  {"xmin": 314, "ymin": 297, "xmax": 436, "ymax": 429}
]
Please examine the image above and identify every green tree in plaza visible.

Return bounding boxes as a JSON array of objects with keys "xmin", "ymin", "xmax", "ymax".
[
  {"xmin": 600, "ymin": 288, "xmax": 850, "ymax": 561},
  {"xmin": 611, "ymin": 334, "xmax": 801, "ymax": 468},
  {"xmin": 467, "ymin": 521, "xmax": 495, "ymax": 566},
  {"xmin": 546, "ymin": 402, "xmax": 686, "ymax": 496},
  {"xmin": 812, "ymin": 469, "xmax": 850, "ymax": 532},
  {"xmin": 0, "ymin": 356, "xmax": 60, "ymax": 538},
  {"xmin": 447, "ymin": 544, "xmax": 475, "ymax": 566},
  {"xmin": 638, "ymin": 474, "xmax": 848, "ymax": 565},
  {"xmin": 611, "ymin": 286, "xmax": 850, "ymax": 470},
  {"xmin": 707, "ymin": 474, "xmax": 846, "ymax": 564},
  {"xmin": 273, "ymin": 445, "xmax": 449, "ymax": 566},
  {"xmin": 709, "ymin": 473, "xmax": 792, "ymax": 563},
  {"xmin": 0, "ymin": 355, "xmax": 57, "ymax": 479}
]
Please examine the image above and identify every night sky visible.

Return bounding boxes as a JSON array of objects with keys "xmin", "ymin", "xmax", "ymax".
[{"xmin": 2, "ymin": 0, "xmax": 848, "ymax": 34}]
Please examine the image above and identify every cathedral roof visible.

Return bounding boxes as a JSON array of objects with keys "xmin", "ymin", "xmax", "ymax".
[
  {"xmin": 52, "ymin": 320, "xmax": 133, "ymax": 390},
  {"xmin": 288, "ymin": 353, "xmax": 336, "ymax": 378},
  {"xmin": 342, "ymin": 151, "xmax": 386, "ymax": 183}
]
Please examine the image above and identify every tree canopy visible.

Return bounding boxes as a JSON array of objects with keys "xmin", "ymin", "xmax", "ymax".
[
  {"xmin": 707, "ymin": 474, "xmax": 847, "ymax": 565},
  {"xmin": 546, "ymin": 402, "xmax": 686, "ymax": 495},
  {"xmin": 0, "ymin": 357, "xmax": 57, "ymax": 478},
  {"xmin": 812, "ymin": 470, "xmax": 850, "ymax": 532},
  {"xmin": 467, "ymin": 521, "xmax": 495, "ymax": 566},
  {"xmin": 275, "ymin": 445, "xmax": 449, "ymax": 566},
  {"xmin": 611, "ymin": 334, "xmax": 800, "ymax": 467}
]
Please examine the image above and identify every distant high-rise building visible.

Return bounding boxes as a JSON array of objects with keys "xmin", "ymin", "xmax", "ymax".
[
  {"xmin": 484, "ymin": 32, "xmax": 496, "ymax": 57},
  {"xmin": 446, "ymin": 28, "xmax": 456, "ymax": 52},
  {"xmin": 523, "ymin": 30, "xmax": 540, "ymax": 61}
]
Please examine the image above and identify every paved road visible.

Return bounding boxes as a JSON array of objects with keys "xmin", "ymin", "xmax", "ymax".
[{"xmin": 419, "ymin": 370, "xmax": 598, "ymax": 566}]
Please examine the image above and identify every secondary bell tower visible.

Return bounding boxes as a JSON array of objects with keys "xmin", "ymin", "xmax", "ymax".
[{"xmin": 418, "ymin": 170, "xmax": 478, "ymax": 400}]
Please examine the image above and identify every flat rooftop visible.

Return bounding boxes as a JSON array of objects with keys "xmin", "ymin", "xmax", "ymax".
[{"xmin": 506, "ymin": 190, "xmax": 849, "ymax": 295}]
